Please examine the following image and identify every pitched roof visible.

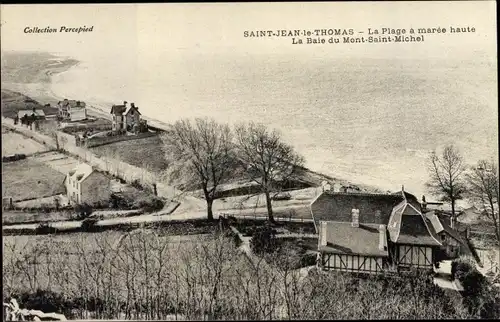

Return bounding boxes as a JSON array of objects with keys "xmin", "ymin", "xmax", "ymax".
[
  {"xmin": 310, "ymin": 191, "xmax": 404, "ymax": 229},
  {"xmin": 17, "ymin": 109, "xmax": 45, "ymax": 118},
  {"xmin": 124, "ymin": 105, "xmax": 141, "ymax": 116},
  {"xmin": 426, "ymin": 211, "xmax": 471, "ymax": 247},
  {"xmin": 67, "ymin": 163, "xmax": 94, "ymax": 183},
  {"xmin": 318, "ymin": 221, "xmax": 388, "ymax": 257},
  {"xmin": 388, "ymin": 202, "xmax": 442, "ymax": 246},
  {"xmin": 110, "ymin": 104, "xmax": 126, "ymax": 115}
]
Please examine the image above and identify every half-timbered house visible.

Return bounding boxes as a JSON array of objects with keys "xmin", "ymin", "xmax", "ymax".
[{"xmin": 313, "ymin": 188, "xmax": 443, "ymax": 273}]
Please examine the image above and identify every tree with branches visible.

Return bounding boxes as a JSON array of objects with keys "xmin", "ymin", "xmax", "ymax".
[
  {"xmin": 426, "ymin": 144, "xmax": 467, "ymax": 228},
  {"xmin": 235, "ymin": 122, "xmax": 305, "ymax": 222},
  {"xmin": 466, "ymin": 159, "xmax": 499, "ymax": 266},
  {"xmin": 160, "ymin": 118, "xmax": 235, "ymax": 221}
]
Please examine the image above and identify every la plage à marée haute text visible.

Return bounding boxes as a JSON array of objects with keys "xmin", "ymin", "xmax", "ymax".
[{"xmin": 243, "ymin": 26, "xmax": 476, "ymax": 41}]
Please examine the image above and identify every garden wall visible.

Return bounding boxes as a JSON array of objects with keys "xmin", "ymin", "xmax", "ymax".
[
  {"xmin": 85, "ymin": 131, "xmax": 156, "ymax": 148},
  {"xmin": 61, "ymin": 123, "xmax": 113, "ymax": 134}
]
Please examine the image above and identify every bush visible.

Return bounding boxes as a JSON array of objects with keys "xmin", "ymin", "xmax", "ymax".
[
  {"xmin": 132, "ymin": 196, "xmax": 164, "ymax": 213},
  {"xmin": 35, "ymin": 223, "xmax": 57, "ymax": 235},
  {"xmin": 250, "ymin": 225, "xmax": 277, "ymax": 254},
  {"xmin": 451, "ymin": 257, "xmax": 476, "ymax": 280},
  {"xmin": 15, "ymin": 289, "xmax": 75, "ymax": 319},
  {"xmin": 272, "ymin": 192, "xmax": 292, "ymax": 201},
  {"xmin": 74, "ymin": 203, "xmax": 93, "ymax": 220},
  {"xmin": 81, "ymin": 217, "xmax": 99, "ymax": 232}
]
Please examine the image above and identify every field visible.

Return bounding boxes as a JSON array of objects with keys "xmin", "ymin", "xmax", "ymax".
[
  {"xmin": 2, "ymin": 158, "xmax": 66, "ymax": 201},
  {"xmin": 1, "ymin": 129, "xmax": 50, "ymax": 156},
  {"xmin": 90, "ymin": 134, "xmax": 169, "ymax": 174}
]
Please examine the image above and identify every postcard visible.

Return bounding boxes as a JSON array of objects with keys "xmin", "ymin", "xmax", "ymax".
[{"xmin": 1, "ymin": 2, "xmax": 498, "ymax": 321}]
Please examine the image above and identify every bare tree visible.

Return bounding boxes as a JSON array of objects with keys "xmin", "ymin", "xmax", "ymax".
[
  {"xmin": 466, "ymin": 160, "xmax": 499, "ymax": 265},
  {"xmin": 426, "ymin": 144, "xmax": 467, "ymax": 227},
  {"xmin": 235, "ymin": 122, "xmax": 304, "ymax": 222},
  {"xmin": 160, "ymin": 118, "xmax": 234, "ymax": 221}
]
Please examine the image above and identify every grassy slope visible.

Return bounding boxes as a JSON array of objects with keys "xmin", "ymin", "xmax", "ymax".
[
  {"xmin": 90, "ymin": 135, "xmax": 170, "ymax": 174},
  {"xmin": 1, "ymin": 89, "xmax": 59, "ymax": 119},
  {"xmin": 2, "ymin": 158, "xmax": 66, "ymax": 201}
]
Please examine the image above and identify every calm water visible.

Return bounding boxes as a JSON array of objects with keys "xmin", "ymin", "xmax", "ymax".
[{"xmin": 50, "ymin": 52, "xmax": 498, "ymax": 197}]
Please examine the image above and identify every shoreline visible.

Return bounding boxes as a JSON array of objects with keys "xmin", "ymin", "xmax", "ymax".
[{"xmin": 1, "ymin": 52, "xmax": 395, "ymax": 195}]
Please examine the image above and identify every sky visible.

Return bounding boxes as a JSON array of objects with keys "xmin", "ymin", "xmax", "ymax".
[{"xmin": 0, "ymin": 2, "xmax": 497, "ymax": 61}]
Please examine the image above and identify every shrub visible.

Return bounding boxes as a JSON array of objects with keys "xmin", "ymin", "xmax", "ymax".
[
  {"xmin": 132, "ymin": 196, "xmax": 164, "ymax": 213},
  {"xmin": 35, "ymin": 223, "xmax": 57, "ymax": 235},
  {"xmin": 16, "ymin": 289, "xmax": 75, "ymax": 319},
  {"xmin": 81, "ymin": 217, "xmax": 99, "ymax": 232},
  {"xmin": 272, "ymin": 192, "xmax": 291, "ymax": 201},
  {"xmin": 451, "ymin": 257, "xmax": 476, "ymax": 280},
  {"xmin": 250, "ymin": 225, "xmax": 277, "ymax": 254},
  {"xmin": 74, "ymin": 203, "xmax": 93, "ymax": 220}
]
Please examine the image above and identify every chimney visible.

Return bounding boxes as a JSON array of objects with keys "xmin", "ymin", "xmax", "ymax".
[
  {"xmin": 123, "ymin": 101, "xmax": 128, "ymax": 106},
  {"xmin": 450, "ymin": 216, "xmax": 455, "ymax": 229},
  {"xmin": 320, "ymin": 221, "xmax": 327, "ymax": 246},
  {"xmin": 421, "ymin": 195, "xmax": 427, "ymax": 212},
  {"xmin": 351, "ymin": 208, "xmax": 359, "ymax": 227},
  {"xmin": 378, "ymin": 224, "xmax": 386, "ymax": 251},
  {"xmin": 131, "ymin": 103, "xmax": 135, "ymax": 108}
]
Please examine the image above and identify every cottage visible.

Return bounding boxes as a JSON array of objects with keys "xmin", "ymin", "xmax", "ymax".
[
  {"xmin": 64, "ymin": 163, "xmax": 110, "ymax": 205},
  {"xmin": 57, "ymin": 99, "xmax": 87, "ymax": 122},
  {"xmin": 110, "ymin": 101, "xmax": 141, "ymax": 132},
  {"xmin": 313, "ymin": 188, "xmax": 444, "ymax": 273}
]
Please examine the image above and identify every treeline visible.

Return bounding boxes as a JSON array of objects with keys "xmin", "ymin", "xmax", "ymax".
[{"xmin": 3, "ymin": 231, "xmax": 495, "ymax": 320}]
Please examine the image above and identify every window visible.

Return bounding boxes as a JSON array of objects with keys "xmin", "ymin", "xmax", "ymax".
[{"xmin": 441, "ymin": 234, "xmax": 446, "ymax": 242}]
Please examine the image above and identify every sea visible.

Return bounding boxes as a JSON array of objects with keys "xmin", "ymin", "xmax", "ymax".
[{"xmin": 48, "ymin": 51, "xmax": 498, "ymax": 199}]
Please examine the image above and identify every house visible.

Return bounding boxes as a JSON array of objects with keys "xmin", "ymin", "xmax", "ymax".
[
  {"xmin": 110, "ymin": 101, "xmax": 141, "ymax": 132},
  {"xmin": 64, "ymin": 163, "xmax": 111, "ymax": 205},
  {"xmin": 425, "ymin": 211, "xmax": 473, "ymax": 259},
  {"xmin": 313, "ymin": 188, "xmax": 443, "ymax": 274},
  {"xmin": 57, "ymin": 99, "xmax": 87, "ymax": 122}
]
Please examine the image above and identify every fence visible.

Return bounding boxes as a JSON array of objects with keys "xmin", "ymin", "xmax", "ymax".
[
  {"xmin": 2, "ymin": 117, "xmax": 57, "ymax": 148},
  {"xmin": 221, "ymin": 212, "xmax": 314, "ymax": 223},
  {"xmin": 2, "ymin": 117, "xmax": 183, "ymax": 201},
  {"xmin": 56, "ymin": 131, "xmax": 77, "ymax": 147},
  {"xmin": 61, "ymin": 123, "xmax": 113, "ymax": 134}
]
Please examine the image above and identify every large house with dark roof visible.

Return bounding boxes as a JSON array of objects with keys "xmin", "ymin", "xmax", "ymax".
[
  {"xmin": 110, "ymin": 101, "xmax": 141, "ymax": 132},
  {"xmin": 313, "ymin": 188, "xmax": 455, "ymax": 273}
]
